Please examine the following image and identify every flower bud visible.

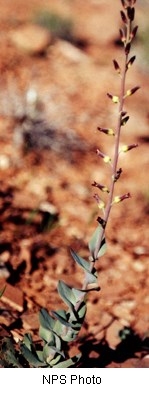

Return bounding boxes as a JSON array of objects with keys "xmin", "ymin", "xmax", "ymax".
[
  {"xmin": 125, "ymin": 42, "xmax": 131, "ymax": 55},
  {"xmin": 121, "ymin": 0, "xmax": 127, "ymax": 9},
  {"xmin": 126, "ymin": 56, "xmax": 136, "ymax": 70},
  {"xmin": 97, "ymin": 217, "xmax": 106, "ymax": 229},
  {"xmin": 96, "ymin": 149, "xmax": 111, "ymax": 163},
  {"xmin": 121, "ymin": 116, "xmax": 129, "ymax": 126},
  {"xmin": 127, "ymin": 7, "xmax": 135, "ymax": 21},
  {"xmin": 98, "ymin": 201, "xmax": 105, "ymax": 209},
  {"xmin": 121, "ymin": 111, "xmax": 127, "ymax": 116},
  {"xmin": 93, "ymin": 194, "xmax": 105, "ymax": 210},
  {"xmin": 92, "ymin": 181, "xmax": 109, "ymax": 193},
  {"xmin": 107, "ymin": 93, "xmax": 119, "ymax": 103},
  {"xmin": 125, "ymin": 86, "xmax": 140, "ymax": 97},
  {"xmin": 121, "ymin": 143, "xmax": 138, "ymax": 152},
  {"xmin": 103, "ymin": 155, "xmax": 111, "ymax": 163},
  {"xmin": 112, "ymin": 168, "xmax": 122, "ymax": 183},
  {"xmin": 130, "ymin": 25, "xmax": 138, "ymax": 40},
  {"xmin": 120, "ymin": 10, "xmax": 127, "ymax": 24},
  {"xmin": 113, "ymin": 192, "xmax": 131, "ymax": 204},
  {"xmin": 119, "ymin": 28, "xmax": 126, "ymax": 43},
  {"xmin": 97, "ymin": 127, "xmax": 115, "ymax": 136},
  {"xmin": 113, "ymin": 59, "xmax": 121, "ymax": 74}
]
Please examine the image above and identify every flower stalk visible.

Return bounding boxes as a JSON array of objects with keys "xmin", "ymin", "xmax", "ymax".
[
  {"xmin": 83, "ymin": 0, "xmax": 139, "ymax": 272},
  {"xmin": 6, "ymin": 0, "xmax": 139, "ymax": 369}
]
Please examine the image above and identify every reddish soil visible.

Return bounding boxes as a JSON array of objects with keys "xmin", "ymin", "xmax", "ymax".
[{"xmin": 0, "ymin": 0, "xmax": 149, "ymax": 368}]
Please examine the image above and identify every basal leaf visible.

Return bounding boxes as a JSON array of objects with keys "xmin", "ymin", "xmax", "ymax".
[
  {"xmin": 23, "ymin": 333, "xmax": 33, "ymax": 351},
  {"xmin": 53, "ymin": 353, "xmax": 81, "ymax": 368},
  {"xmin": 36, "ymin": 350, "xmax": 44, "ymax": 362},
  {"xmin": 39, "ymin": 325, "xmax": 53, "ymax": 343},
  {"xmin": 49, "ymin": 354, "xmax": 62, "ymax": 367},
  {"xmin": 39, "ymin": 308, "xmax": 55, "ymax": 331},
  {"xmin": 58, "ymin": 281, "xmax": 76, "ymax": 316},
  {"xmin": 20, "ymin": 344, "xmax": 45, "ymax": 367}
]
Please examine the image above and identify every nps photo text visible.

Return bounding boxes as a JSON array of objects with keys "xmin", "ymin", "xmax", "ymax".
[{"xmin": 43, "ymin": 374, "xmax": 102, "ymax": 385}]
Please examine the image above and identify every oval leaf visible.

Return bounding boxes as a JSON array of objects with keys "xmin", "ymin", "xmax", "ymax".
[
  {"xmin": 89, "ymin": 224, "xmax": 106, "ymax": 259},
  {"xmin": 53, "ymin": 353, "xmax": 81, "ymax": 368},
  {"xmin": 70, "ymin": 249, "xmax": 90, "ymax": 272}
]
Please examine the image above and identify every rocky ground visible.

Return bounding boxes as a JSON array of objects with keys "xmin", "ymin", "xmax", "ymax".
[{"xmin": 0, "ymin": 0, "xmax": 149, "ymax": 368}]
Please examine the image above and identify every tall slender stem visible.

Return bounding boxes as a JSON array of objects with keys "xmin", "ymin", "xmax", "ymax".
[
  {"xmin": 94, "ymin": 54, "xmax": 128, "ymax": 261},
  {"xmin": 94, "ymin": 19, "xmax": 131, "ymax": 261},
  {"xmin": 75, "ymin": 3, "xmax": 137, "ymax": 312}
]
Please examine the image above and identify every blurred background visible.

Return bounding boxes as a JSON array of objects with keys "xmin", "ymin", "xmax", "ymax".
[{"xmin": 0, "ymin": 0, "xmax": 149, "ymax": 367}]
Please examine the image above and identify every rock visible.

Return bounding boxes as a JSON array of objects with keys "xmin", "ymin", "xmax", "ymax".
[
  {"xmin": 54, "ymin": 40, "xmax": 89, "ymax": 63},
  {"xmin": 9, "ymin": 24, "xmax": 51, "ymax": 55},
  {"xmin": 22, "ymin": 312, "xmax": 39, "ymax": 331},
  {"xmin": 0, "ymin": 279, "xmax": 24, "ymax": 312},
  {"xmin": 39, "ymin": 201, "xmax": 58, "ymax": 215},
  {"xmin": 0, "ymin": 263, "xmax": 10, "ymax": 279},
  {"xmin": 0, "ymin": 155, "xmax": 10, "ymax": 169},
  {"xmin": 133, "ymin": 261, "xmax": 145, "ymax": 272},
  {"xmin": 106, "ymin": 320, "xmax": 123, "ymax": 349},
  {"xmin": 100, "ymin": 312, "xmax": 113, "ymax": 329},
  {"xmin": 112, "ymin": 301, "xmax": 136, "ymax": 324},
  {"xmin": 0, "ymin": 251, "xmax": 10, "ymax": 263}
]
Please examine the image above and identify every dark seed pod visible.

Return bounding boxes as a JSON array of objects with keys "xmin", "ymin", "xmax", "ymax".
[
  {"xmin": 130, "ymin": 25, "xmax": 138, "ymax": 40},
  {"xmin": 127, "ymin": 7, "xmax": 135, "ymax": 21},
  {"xmin": 120, "ymin": 10, "xmax": 127, "ymax": 24},
  {"xmin": 126, "ymin": 86, "xmax": 140, "ymax": 97},
  {"xmin": 121, "ymin": 116, "xmax": 129, "ymax": 126},
  {"xmin": 113, "ymin": 168, "xmax": 122, "ymax": 182},
  {"xmin": 113, "ymin": 59, "xmax": 121, "ymax": 74},
  {"xmin": 97, "ymin": 217, "xmax": 106, "ymax": 229},
  {"xmin": 126, "ymin": 55, "xmax": 136, "ymax": 69},
  {"xmin": 125, "ymin": 42, "xmax": 131, "ymax": 55},
  {"xmin": 119, "ymin": 28, "xmax": 126, "ymax": 43},
  {"xmin": 121, "ymin": 0, "xmax": 127, "ymax": 9}
]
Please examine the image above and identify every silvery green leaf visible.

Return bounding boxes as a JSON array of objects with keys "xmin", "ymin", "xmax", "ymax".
[
  {"xmin": 98, "ymin": 238, "xmax": 107, "ymax": 257},
  {"xmin": 43, "ymin": 343, "xmax": 56, "ymax": 363},
  {"xmin": 39, "ymin": 325, "xmax": 53, "ymax": 343},
  {"xmin": 39, "ymin": 308, "xmax": 55, "ymax": 331},
  {"xmin": 72, "ymin": 287, "xmax": 86, "ymax": 303},
  {"xmin": 43, "ymin": 342, "xmax": 64, "ymax": 364},
  {"xmin": 23, "ymin": 333, "xmax": 33, "ymax": 351},
  {"xmin": 61, "ymin": 326, "xmax": 78, "ymax": 342},
  {"xmin": 20, "ymin": 344, "xmax": 45, "ymax": 367},
  {"xmin": 77, "ymin": 302, "xmax": 86, "ymax": 319},
  {"xmin": 89, "ymin": 225, "xmax": 106, "ymax": 259},
  {"xmin": 51, "ymin": 310, "xmax": 74, "ymax": 328},
  {"xmin": 58, "ymin": 281, "xmax": 76, "ymax": 317},
  {"xmin": 36, "ymin": 350, "xmax": 44, "ymax": 362},
  {"xmin": 85, "ymin": 268, "xmax": 98, "ymax": 284},
  {"xmin": 53, "ymin": 353, "xmax": 81, "ymax": 368},
  {"xmin": 49, "ymin": 354, "xmax": 62, "ymax": 366},
  {"xmin": 70, "ymin": 249, "xmax": 90, "ymax": 272},
  {"xmin": 53, "ymin": 319, "xmax": 64, "ymax": 336}
]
